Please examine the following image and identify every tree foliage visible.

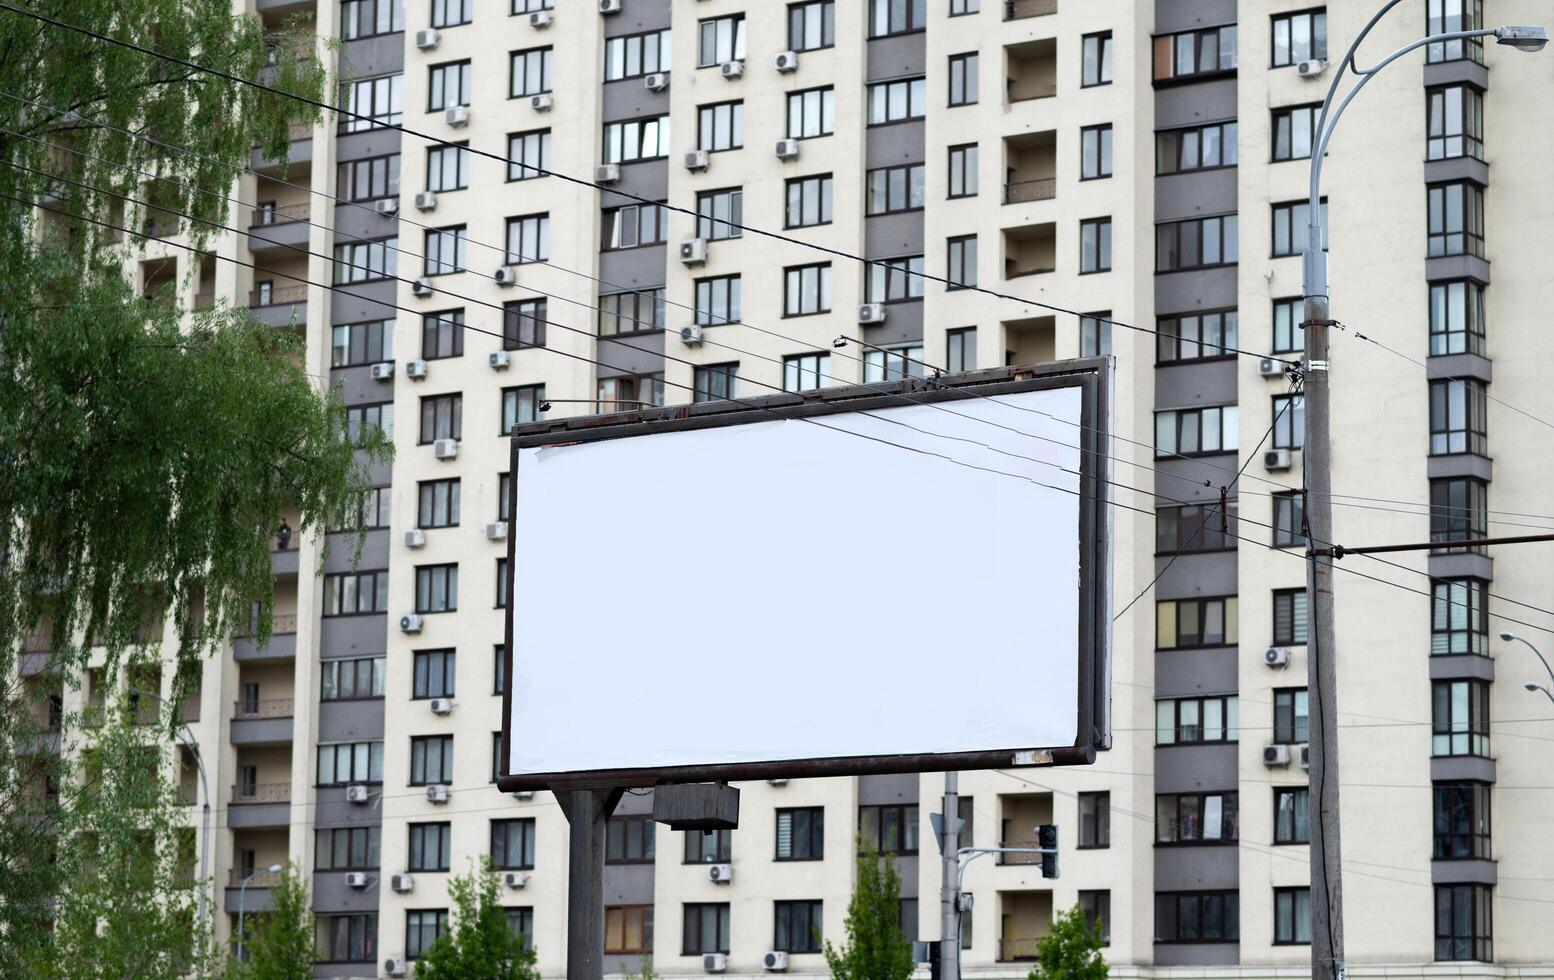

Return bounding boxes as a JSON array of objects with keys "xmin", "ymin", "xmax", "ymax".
[
  {"xmin": 414, "ymin": 859, "xmax": 539, "ymax": 980},
  {"xmin": 823, "ymin": 841, "xmax": 915, "ymax": 980},
  {"xmin": 232, "ymin": 863, "xmax": 314, "ymax": 980},
  {"xmin": 1026, "ymin": 905, "xmax": 1108, "ymax": 980}
]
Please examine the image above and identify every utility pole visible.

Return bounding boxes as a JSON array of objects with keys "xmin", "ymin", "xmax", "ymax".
[{"xmin": 939, "ymin": 771, "xmax": 958, "ymax": 980}]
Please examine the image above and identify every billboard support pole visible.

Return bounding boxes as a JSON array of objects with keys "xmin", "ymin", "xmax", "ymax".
[
  {"xmin": 939, "ymin": 770, "xmax": 959, "ymax": 980},
  {"xmin": 556, "ymin": 787, "xmax": 623, "ymax": 980}
]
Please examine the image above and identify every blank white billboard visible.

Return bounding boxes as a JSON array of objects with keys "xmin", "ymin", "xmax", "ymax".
[{"xmin": 504, "ymin": 375, "xmax": 1107, "ymax": 785}]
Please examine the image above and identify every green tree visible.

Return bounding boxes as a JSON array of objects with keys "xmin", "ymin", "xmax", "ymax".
[
  {"xmin": 823, "ymin": 840, "xmax": 915, "ymax": 980},
  {"xmin": 1026, "ymin": 905, "xmax": 1108, "ymax": 980},
  {"xmin": 232, "ymin": 863, "xmax": 314, "ymax": 980},
  {"xmin": 414, "ymin": 859, "xmax": 539, "ymax": 980}
]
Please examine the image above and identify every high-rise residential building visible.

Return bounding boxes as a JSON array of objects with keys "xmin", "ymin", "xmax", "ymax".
[{"xmin": 36, "ymin": 0, "xmax": 1554, "ymax": 975}]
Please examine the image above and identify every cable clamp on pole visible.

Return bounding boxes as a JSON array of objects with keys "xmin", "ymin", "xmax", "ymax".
[
  {"xmin": 1307, "ymin": 544, "xmax": 1345, "ymax": 560},
  {"xmin": 1307, "ymin": 359, "xmax": 1330, "ymax": 373}
]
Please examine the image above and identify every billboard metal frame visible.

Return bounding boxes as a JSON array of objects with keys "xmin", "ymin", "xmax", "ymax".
[{"xmin": 498, "ymin": 358, "xmax": 1113, "ymax": 794}]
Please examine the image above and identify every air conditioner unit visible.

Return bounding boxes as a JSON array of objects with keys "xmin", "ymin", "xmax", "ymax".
[
  {"xmin": 370, "ymin": 362, "xmax": 395, "ymax": 381},
  {"xmin": 384, "ymin": 955, "xmax": 407, "ymax": 977},
  {"xmin": 390, "ymin": 873, "xmax": 414, "ymax": 894},
  {"xmin": 486, "ymin": 521, "xmax": 509, "ymax": 541},
  {"xmin": 1265, "ymin": 645, "xmax": 1291, "ymax": 668},
  {"xmin": 411, "ymin": 278, "xmax": 434, "ymax": 298},
  {"xmin": 399, "ymin": 614, "xmax": 423, "ymax": 634},
  {"xmin": 528, "ymin": 10, "xmax": 553, "ymax": 28},
  {"xmin": 426, "ymin": 784, "xmax": 451, "ymax": 804},
  {"xmin": 404, "ymin": 529, "xmax": 426, "ymax": 549},
  {"xmin": 433, "ymin": 438, "xmax": 459, "ymax": 460},
  {"xmin": 680, "ymin": 324, "xmax": 704, "ymax": 347},
  {"xmin": 1300, "ymin": 744, "xmax": 1311, "ymax": 770},
  {"xmin": 1258, "ymin": 357, "xmax": 1285, "ymax": 378},
  {"xmin": 1263, "ymin": 744, "xmax": 1292, "ymax": 768},
  {"xmin": 679, "ymin": 238, "xmax": 708, "ymax": 265},
  {"xmin": 445, "ymin": 105, "xmax": 470, "ymax": 127},
  {"xmin": 414, "ymin": 28, "xmax": 439, "ymax": 49},
  {"xmin": 373, "ymin": 198, "xmax": 399, "ymax": 216},
  {"xmin": 493, "ymin": 266, "xmax": 519, "ymax": 287},
  {"xmin": 707, "ymin": 863, "xmax": 733, "ymax": 883},
  {"xmin": 429, "ymin": 697, "xmax": 454, "ymax": 716},
  {"xmin": 1264, "ymin": 448, "xmax": 1292, "ymax": 472},
  {"xmin": 774, "ymin": 139, "xmax": 800, "ymax": 160},
  {"xmin": 489, "ymin": 350, "xmax": 511, "ymax": 370},
  {"xmin": 775, "ymin": 51, "xmax": 799, "ymax": 73},
  {"xmin": 530, "ymin": 93, "xmax": 553, "ymax": 111},
  {"xmin": 857, "ymin": 303, "xmax": 886, "ymax": 325},
  {"xmin": 764, "ymin": 951, "xmax": 789, "ymax": 972},
  {"xmin": 1296, "ymin": 59, "xmax": 1329, "ymax": 78},
  {"xmin": 703, "ymin": 953, "xmax": 728, "ymax": 974},
  {"xmin": 414, "ymin": 192, "xmax": 437, "ymax": 211},
  {"xmin": 767, "ymin": 778, "xmax": 788, "ymax": 786},
  {"xmin": 514, "ymin": 789, "xmax": 535, "ymax": 800},
  {"xmin": 598, "ymin": 0, "xmax": 622, "ymax": 12},
  {"xmin": 720, "ymin": 60, "xmax": 745, "ymax": 79},
  {"xmin": 684, "ymin": 149, "xmax": 710, "ymax": 172},
  {"xmin": 503, "ymin": 871, "xmax": 528, "ymax": 889},
  {"xmin": 346, "ymin": 783, "xmax": 371, "ymax": 804},
  {"xmin": 405, "ymin": 358, "xmax": 428, "ymax": 379},
  {"xmin": 595, "ymin": 163, "xmax": 621, "ymax": 184},
  {"xmin": 645, "ymin": 72, "xmax": 670, "ymax": 91},
  {"xmin": 345, "ymin": 871, "xmax": 370, "ymax": 889}
]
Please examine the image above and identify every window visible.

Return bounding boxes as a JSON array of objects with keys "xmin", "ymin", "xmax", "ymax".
[
  {"xmin": 427, "ymin": 61, "xmax": 471, "ymax": 111},
  {"xmin": 491, "ymin": 731, "xmax": 505, "ymax": 783},
  {"xmin": 1080, "ymin": 125, "xmax": 1112, "ymax": 180},
  {"xmin": 695, "ymin": 275, "xmax": 741, "ymax": 326},
  {"xmin": 694, "ymin": 363, "xmax": 737, "ymax": 402},
  {"xmin": 947, "ymin": 237, "xmax": 977, "ymax": 289},
  {"xmin": 512, "ymin": 0, "xmax": 553, "ymax": 12},
  {"xmin": 784, "ymin": 352, "xmax": 830, "ymax": 391},
  {"xmin": 1155, "ymin": 892, "xmax": 1239, "ymax": 943},
  {"xmin": 1272, "ymin": 590, "xmax": 1309, "ymax": 647},
  {"xmin": 342, "ymin": 73, "xmax": 404, "ymax": 132},
  {"xmin": 683, "ymin": 903, "xmax": 730, "ymax": 955},
  {"xmin": 947, "ymin": 328, "xmax": 976, "ymax": 373},
  {"xmin": 864, "ymin": 345, "xmax": 924, "ymax": 382},
  {"xmin": 786, "ymin": 174, "xmax": 833, "ymax": 228},
  {"xmin": 867, "ymin": 77, "xmax": 926, "ymax": 125},
  {"xmin": 426, "ymin": 144, "xmax": 469, "ymax": 193},
  {"xmin": 406, "ymin": 910, "xmax": 449, "ymax": 960},
  {"xmin": 1432, "ymin": 578, "xmax": 1488, "ymax": 656},
  {"xmin": 789, "ymin": 1, "xmax": 835, "ymax": 51},
  {"xmin": 696, "ymin": 189, "xmax": 742, "ymax": 240},
  {"xmin": 606, "ymin": 815, "xmax": 656, "ymax": 864},
  {"xmin": 1156, "ymin": 791, "xmax": 1238, "ymax": 844},
  {"xmin": 506, "ymin": 213, "xmax": 549, "ymax": 265},
  {"xmin": 1427, "ymin": 0, "xmax": 1483, "ymax": 64},
  {"xmin": 334, "ymin": 237, "xmax": 398, "ymax": 283},
  {"xmin": 1156, "ymin": 121, "xmax": 1238, "ymax": 174},
  {"xmin": 948, "ymin": 53, "xmax": 978, "ymax": 106},
  {"xmin": 1430, "ymin": 478, "xmax": 1487, "ymax": 551},
  {"xmin": 947, "ymin": 144, "xmax": 978, "ymax": 198},
  {"xmin": 866, "ymin": 164, "xmax": 925, "ymax": 215},
  {"xmin": 951, "ymin": 0, "xmax": 979, "ymax": 12},
  {"xmin": 431, "ymin": 0, "xmax": 472, "ymax": 28},
  {"xmin": 1430, "ymin": 379, "xmax": 1488, "ymax": 456},
  {"xmin": 1155, "ymin": 503, "xmax": 1237, "ymax": 554},
  {"xmin": 322, "ymin": 569, "xmax": 389, "ymax": 616},
  {"xmin": 1432, "ymin": 680, "xmax": 1490, "ymax": 757},
  {"xmin": 343, "ymin": 402, "xmax": 393, "ymax": 445},
  {"xmin": 1078, "ymin": 891, "xmax": 1110, "ymax": 946},
  {"xmin": 1082, "ymin": 32, "xmax": 1114, "ymax": 86},
  {"xmin": 338, "ymin": 155, "xmax": 400, "ymax": 202},
  {"xmin": 1272, "ymin": 104, "xmax": 1319, "ymax": 161},
  {"xmin": 316, "ymin": 826, "xmax": 381, "ymax": 872},
  {"xmin": 410, "ymin": 734, "xmax": 454, "ymax": 785},
  {"xmin": 602, "ymin": 116, "xmax": 670, "ymax": 164},
  {"xmin": 1153, "ymin": 25, "xmax": 1238, "ymax": 83},
  {"xmin": 509, "ymin": 46, "xmax": 553, "ymax": 98},
  {"xmin": 1273, "ymin": 688, "xmax": 1309, "ymax": 744},
  {"xmin": 1156, "ymin": 309, "xmax": 1238, "ymax": 364},
  {"xmin": 1154, "ymin": 406, "xmax": 1239, "ymax": 458},
  {"xmin": 606, "ymin": 906, "xmax": 653, "ymax": 954},
  {"xmin": 1272, "ymin": 9, "xmax": 1326, "ymax": 67},
  {"xmin": 774, "ymin": 901, "xmax": 822, "ymax": 954},
  {"xmin": 899, "ymin": 899, "xmax": 919, "ymax": 946},
  {"xmin": 599, "ymin": 290, "xmax": 665, "ymax": 336},
  {"xmin": 1428, "ymin": 85, "xmax": 1484, "ymax": 161},
  {"xmin": 1273, "ymin": 492, "xmax": 1306, "ymax": 548},
  {"xmin": 1156, "ymin": 215, "xmax": 1238, "ymax": 271},
  {"xmin": 597, "ymin": 374, "xmax": 665, "ymax": 413},
  {"xmin": 1080, "ymin": 218, "xmax": 1112, "ymax": 273},
  {"xmin": 418, "ymin": 394, "xmax": 462, "ymax": 444},
  {"xmin": 1270, "ymin": 297, "xmax": 1304, "ymax": 355},
  {"xmin": 493, "ymin": 645, "xmax": 507, "ymax": 695},
  {"xmin": 1271, "ymin": 200, "xmax": 1327, "ymax": 258},
  {"xmin": 698, "ymin": 101, "xmax": 744, "ymax": 152},
  {"xmin": 1272, "ymin": 394, "xmax": 1304, "ymax": 450},
  {"xmin": 331, "ymin": 320, "xmax": 394, "ymax": 367},
  {"xmin": 1078, "ymin": 792, "xmax": 1110, "ymax": 848},
  {"xmin": 869, "ymin": 0, "xmax": 925, "ymax": 37},
  {"xmin": 1156, "ymin": 596, "xmax": 1239, "ymax": 649},
  {"xmin": 408, "ymin": 822, "xmax": 451, "ymax": 871},
  {"xmin": 321, "ymin": 656, "xmax": 385, "ymax": 701},
  {"xmin": 1429, "ymin": 280, "xmax": 1487, "ymax": 356},
  {"xmin": 316, "ymin": 740, "xmax": 384, "ymax": 786},
  {"xmin": 1428, "ymin": 182, "xmax": 1485, "ymax": 258},
  {"xmin": 698, "ymin": 14, "xmax": 746, "ymax": 66},
  {"xmin": 420, "ymin": 310, "xmax": 463, "ymax": 360},
  {"xmin": 784, "ymin": 264, "xmax": 832, "ymax": 317},
  {"xmin": 866, "ymin": 255, "xmax": 925, "ymax": 304},
  {"xmin": 341, "ymin": 0, "xmax": 402, "ymax": 39},
  {"xmin": 411, "ymin": 649, "xmax": 456, "ymax": 700},
  {"xmin": 504, "ymin": 298, "xmax": 547, "ymax": 349},
  {"xmin": 502, "ymin": 386, "xmax": 544, "ymax": 434},
  {"xmin": 1273, "ymin": 787, "xmax": 1309, "ymax": 844},
  {"xmin": 602, "ymin": 202, "xmax": 668, "ymax": 250},
  {"xmin": 1435, "ymin": 884, "xmax": 1492, "ymax": 961},
  {"xmin": 507, "ymin": 129, "xmax": 551, "ymax": 181},
  {"xmin": 684, "ymin": 829, "xmax": 731, "ymax": 864},
  {"xmin": 424, "ymin": 226, "xmax": 467, "ymax": 276},
  {"xmin": 414, "ymin": 563, "xmax": 459, "ymax": 614},
  {"xmin": 316, "ymin": 912, "xmax": 377, "ymax": 963},
  {"xmin": 416, "ymin": 478, "xmax": 461, "ymax": 530},
  {"xmin": 786, "ymin": 87, "xmax": 835, "ymax": 140},
  {"xmin": 493, "ymin": 818, "xmax": 537, "ymax": 870},
  {"xmin": 858, "ymin": 804, "xmax": 918, "ymax": 855},
  {"xmin": 1155, "ymin": 695, "xmax": 1239, "ymax": 744},
  {"xmin": 1274, "ymin": 887, "xmax": 1311, "ymax": 945},
  {"xmin": 604, "ymin": 29, "xmax": 672, "ymax": 82},
  {"xmin": 1434, "ymin": 782, "xmax": 1491, "ymax": 859},
  {"xmin": 775, "ymin": 807, "xmax": 824, "ymax": 861}
]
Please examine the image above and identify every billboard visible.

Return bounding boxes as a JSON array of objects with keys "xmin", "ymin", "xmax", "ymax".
[{"xmin": 499, "ymin": 362, "xmax": 1111, "ymax": 792}]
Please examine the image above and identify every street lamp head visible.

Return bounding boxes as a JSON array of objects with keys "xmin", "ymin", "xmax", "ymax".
[
  {"xmin": 1498, "ymin": 630, "xmax": 1517, "ymax": 642},
  {"xmin": 1494, "ymin": 26, "xmax": 1548, "ymax": 51},
  {"xmin": 266, "ymin": 863, "xmax": 284, "ymax": 873},
  {"xmin": 1527, "ymin": 683, "xmax": 1542, "ymax": 693}
]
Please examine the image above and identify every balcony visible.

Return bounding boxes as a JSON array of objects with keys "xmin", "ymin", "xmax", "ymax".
[
  {"xmin": 1007, "ymin": 39, "xmax": 1056, "ymax": 103},
  {"xmin": 997, "ymin": 890, "xmax": 1053, "ymax": 961},
  {"xmin": 233, "ymin": 614, "xmax": 298, "ymax": 663},
  {"xmin": 229, "ymin": 867, "xmax": 285, "ymax": 889},
  {"xmin": 1003, "ymin": 222, "xmax": 1056, "ymax": 279},
  {"xmin": 251, "ymin": 121, "xmax": 313, "ymax": 174},
  {"xmin": 247, "ymin": 203, "xmax": 312, "ymax": 257},
  {"xmin": 1002, "ymin": 315, "xmax": 1055, "ymax": 368},
  {"xmin": 1004, "ymin": 131, "xmax": 1056, "ymax": 205},
  {"xmin": 229, "ymin": 781, "xmax": 291, "ymax": 829},
  {"xmin": 234, "ymin": 697, "xmax": 294, "ymax": 721},
  {"xmin": 1004, "ymin": 0, "xmax": 1056, "ymax": 19},
  {"xmin": 249, "ymin": 284, "xmax": 307, "ymax": 329},
  {"xmin": 999, "ymin": 938, "xmax": 1041, "ymax": 961}
]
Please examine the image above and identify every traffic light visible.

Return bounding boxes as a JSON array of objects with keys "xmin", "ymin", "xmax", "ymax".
[{"xmin": 1037, "ymin": 824, "xmax": 1059, "ymax": 879}]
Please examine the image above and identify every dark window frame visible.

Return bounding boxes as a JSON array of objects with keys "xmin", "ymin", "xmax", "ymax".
[
  {"xmin": 409, "ymin": 734, "xmax": 454, "ymax": 786},
  {"xmin": 775, "ymin": 806, "xmax": 825, "ymax": 861},
  {"xmin": 1271, "ymin": 8, "xmax": 1327, "ymax": 68},
  {"xmin": 1273, "ymin": 886, "xmax": 1312, "ymax": 945},
  {"xmin": 410, "ymin": 648, "xmax": 456, "ymax": 700},
  {"xmin": 1154, "ymin": 890, "xmax": 1240, "ymax": 943},
  {"xmin": 1273, "ymin": 786, "xmax": 1309, "ymax": 844},
  {"xmin": 774, "ymin": 900, "xmax": 823, "ymax": 954},
  {"xmin": 407, "ymin": 821, "xmax": 452, "ymax": 872}
]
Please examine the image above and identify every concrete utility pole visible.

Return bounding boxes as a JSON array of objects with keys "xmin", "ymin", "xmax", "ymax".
[
  {"xmin": 1302, "ymin": 9, "xmax": 1544, "ymax": 980},
  {"xmin": 939, "ymin": 771, "xmax": 958, "ymax": 980}
]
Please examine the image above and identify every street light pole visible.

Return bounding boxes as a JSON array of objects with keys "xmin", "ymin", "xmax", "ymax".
[
  {"xmin": 1304, "ymin": 11, "xmax": 1545, "ymax": 980},
  {"xmin": 236, "ymin": 863, "xmax": 284, "ymax": 964},
  {"xmin": 1498, "ymin": 631, "xmax": 1554, "ymax": 708}
]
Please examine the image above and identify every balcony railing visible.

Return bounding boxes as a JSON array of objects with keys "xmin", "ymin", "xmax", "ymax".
[
  {"xmin": 192, "ymin": 291, "xmax": 215, "ymax": 311},
  {"xmin": 22, "ymin": 630, "xmax": 56, "ymax": 653},
  {"xmin": 999, "ymin": 937, "xmax": 1042, "ymax": 961},
  {"xmin": 235, "ymin": 614, "xmax": 297, "ymax": 638},
  {"xmin": 229, "ymin": 868, "xmax": 284, "ymax": 888},
  {"xmin": 1005, "ymin": 0, "xmax": 1057, "ymax": 19},
  {"xmin": 996, "ymin": 840, "xmax": 1043, "ymax": 865},
  {"xmin": 1008, "ymin": 81, "xmax": 1057, "ymax": 103},
  {"xmin": 1004, "ymin": 179, "xmax": 1056, "ymax": 204},
  {"xmin": 250, "ymin": 202, "xmax": 311, "ymax": 227},
  {"xmin": 249, "ymin": 285, "xmax": 307, "ymax": 308},
  {"xmin": 233, "ymin": 697, "xmax": 295, "ymax": 720},
  {"xmin": 177, "ymin": 783, "xmax": 199, "ymax": 806},
  {"xmin": 231, "ymin": 781, "xmax": 290, "ymax": 804}
]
